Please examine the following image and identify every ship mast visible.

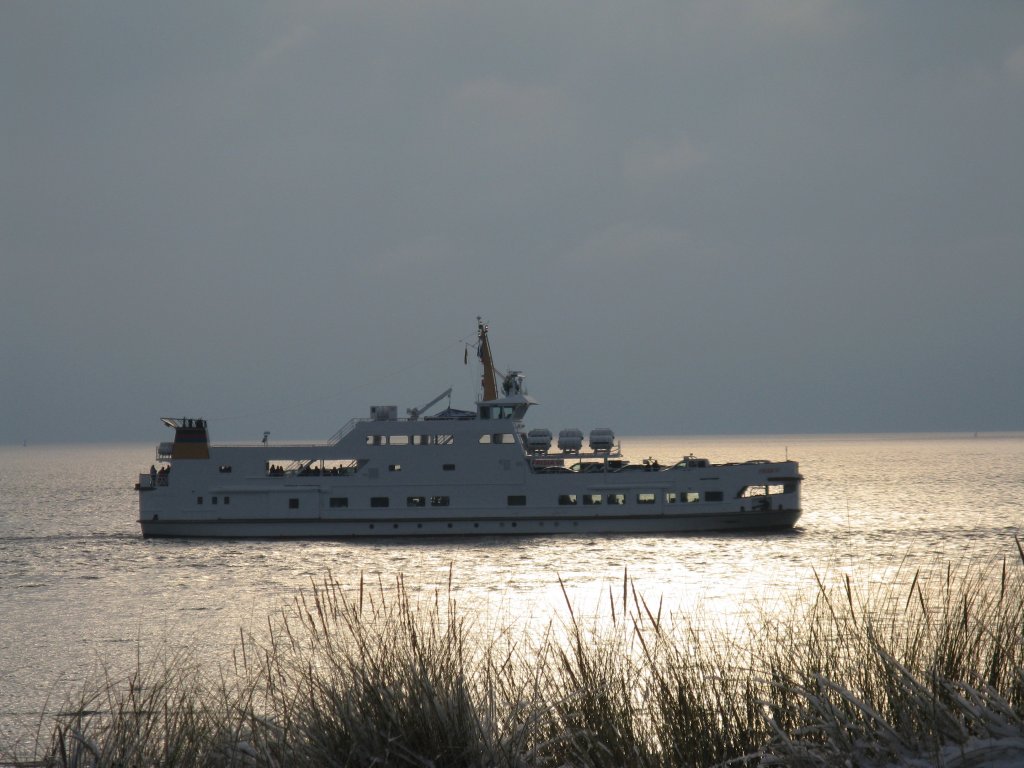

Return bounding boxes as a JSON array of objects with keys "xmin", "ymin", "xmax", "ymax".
[{"xmin": 477, "ymin": 317, "xmax": 499, "ymax": 401}]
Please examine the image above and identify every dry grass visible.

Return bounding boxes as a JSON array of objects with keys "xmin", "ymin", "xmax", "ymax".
[{"xmin": 17, "ymin": 542, "xmax": 1024, "ymax": 767}]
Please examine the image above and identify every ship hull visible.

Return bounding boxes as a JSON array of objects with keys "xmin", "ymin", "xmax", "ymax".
[{"xmin": 139, "ymin": 507, "xmax": 801, "ymax": 539}]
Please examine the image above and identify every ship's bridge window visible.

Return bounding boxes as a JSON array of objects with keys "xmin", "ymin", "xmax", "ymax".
[
  {"xmin": 507, "ymin": 495, "xmax": 526, "ymax": 506},
  {"xmin": 480, "ymin": 406, "xmax": 516, "ymax": 420},
  {"xmin": 558, "ymin": 494, "xmax": 578, "ymax": 506},
  {"xmin": 637, "ymin": 492, "xmax": 656, "ymax": 505},
  {"xmin": 684, "ymin": 492, "xmax": 700, "ymax": 503},
  {"xmin": 705, "ymin": 491, "xmax": 724, "ymax": 502},
  {"xmin": 607, "ymin": 493, "xmax": 625, "ymax": 506},
  {"xmin": 407, "ymin": 496, "xmax": 426, "ymax": 507},
  {"xmin": 430, "ymin": 496, "xmax": 450, "ymax": 507},
  {"xmin": 479, "ymin": 433, "xmax": 514, "ymax": 444},
  {"xmin": 583, "ymin": 494, "xmax": 602, "ymax": 506}
]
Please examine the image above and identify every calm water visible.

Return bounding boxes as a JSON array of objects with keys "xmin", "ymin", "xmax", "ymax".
[{"xmin": 1, "ymin": 433, "xmax": 1023, "ymax": 754}]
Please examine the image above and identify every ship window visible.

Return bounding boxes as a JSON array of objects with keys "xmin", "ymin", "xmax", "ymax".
[
  {"xmin": 435, "ymin": 434, "xmax": 455, "ymax": 445},
  {"xmin": 607, "ymin": 493, "xmax": 625, "ymax": 505},
  {"xmin": 267, "ymin": 459, "xmax": 359, "ymax": 477},
  {"xmin": 664, "ymin": 492, "xmax": 677, "ymax": 504},
  {"xmin": 219, "ymin": 465, "xmax": 232, "ymax": 473},
  {"xmin": 685, "ymin": 492, "xmax": 700, "ymax": 503},
  {"xmin": 558, "ymin": 494, "xmax": 578, "ymax": 506},
  {"xmin": 196, "ymin": 496, "xmax": 203, "ymax": 505},
  {"xmin": 407, "ymin": 496, "xmax": 426, "ymax": 507},
  {"xmin": 443, "ymin": 464, "xmax": 456, "ymax": 471},
  {"xmin": 389, "ymin": 435, "xmax": 409, "ymax": 446},
  {"xmin": 224, "ymin": 496, "xmax": 230, "ymax": 505},
  {"xmin": 371, "ymin": 497, "xmax": 390, "ymax": 508},
  {"xmin": 289, "ymin": 498, "xmax": 299, "ymax": 509},
  {"xmin": 507, "ymin": 495, "xmax": 526, "ymax": 506},
  {"xmin": 583, "ymin": 494, "xmax": 602, "ymax": 505},
  {"xmin": 329, "ymin": 497, "xmax": 348, "ymax": 508},
  {"xmin": 430, "ymin": 496, "xmax": 450, "ymax": 507},
  {"xmin": 212, "ymin": 496, "xmax": 218, "ymax": 505},
  {"xmin": 740, "ymin": 485, "xmax": 785, "ymax": 498},
  {"xmin": 637, "ymin": 493, "xmax": 656, "ymax": 505},
  {"xmin": 367, "ymin": 435, "xmax": 385, "ymax": 445},
  {"xmin": 705, "ymin": 491, "xmax": 723, "ymax": 502},
  {"xmin": 784, "ymin": 481, "xmax": 798, "ymax": 493},
  {"xmin": 389, "ymin": 464, "xmax": 401, "ymax": 472}
]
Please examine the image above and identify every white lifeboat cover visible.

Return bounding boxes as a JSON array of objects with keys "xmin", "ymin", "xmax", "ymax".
[
  {"xmin": 558, "ymin": 428, "xmax": 583, "ymax": 451},
  {"xmin": 589, "ymin": 428, "xmax": 615, "ymax": 451}
]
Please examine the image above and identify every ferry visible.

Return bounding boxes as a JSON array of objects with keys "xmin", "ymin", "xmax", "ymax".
[{"xmin": 136, "ymin": 320, "xmax": 802, "ymax": 538}]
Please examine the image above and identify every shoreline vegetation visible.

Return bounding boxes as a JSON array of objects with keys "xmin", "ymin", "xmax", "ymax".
[{"xmin": 8, "ymin": 546, "xmax": 1024, "ymax": 767}]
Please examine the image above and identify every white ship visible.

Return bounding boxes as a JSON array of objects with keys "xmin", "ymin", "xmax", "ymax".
[{"xmin": 136, "ymin": 320, "xmax": 802, "ymax": 538}]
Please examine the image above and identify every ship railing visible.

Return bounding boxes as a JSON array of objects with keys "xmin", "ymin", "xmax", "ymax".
[
  {"xmin": 137, "ymin": 473, "xmax": 170, "ymax": 489},
  {"xmin": 328, "ymin": 417, "xmax": 362, "ymax": 445}
]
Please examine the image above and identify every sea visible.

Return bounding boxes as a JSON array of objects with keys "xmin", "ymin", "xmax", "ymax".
[{"xmin": 1, "ymin": 432, "xmax": 1023, "ymax": 756}]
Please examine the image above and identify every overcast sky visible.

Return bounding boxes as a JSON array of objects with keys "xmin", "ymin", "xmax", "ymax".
[{"xmin": 2, "ymin": 1, "xmax": 1022, "ymax": 444}]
